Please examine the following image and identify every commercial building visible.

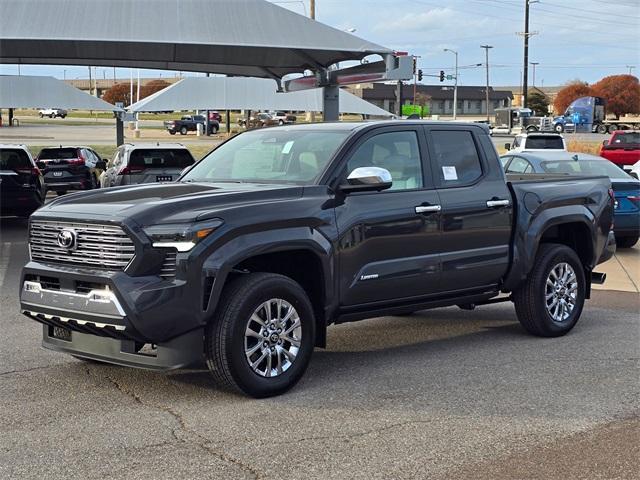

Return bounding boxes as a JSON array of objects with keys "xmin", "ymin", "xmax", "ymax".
[{"xmin": 347, "ymin": 83, "xmax": 513, "ymax": 117}]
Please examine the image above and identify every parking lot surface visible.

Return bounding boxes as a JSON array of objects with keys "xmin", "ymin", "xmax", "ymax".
[{"xmin": 1, "ymin": 217, "xmax": 638, "ymax": 479}]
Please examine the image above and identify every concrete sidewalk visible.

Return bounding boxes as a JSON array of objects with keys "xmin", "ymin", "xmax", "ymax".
[{"xmin": 593, "ymin": 244, "xmax": 639, "ymax": 293}]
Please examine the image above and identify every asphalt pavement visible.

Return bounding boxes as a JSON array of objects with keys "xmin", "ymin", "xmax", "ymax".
[{"xmin": 0, "ymin": 217, "xmax": 638, "ymax": 479}]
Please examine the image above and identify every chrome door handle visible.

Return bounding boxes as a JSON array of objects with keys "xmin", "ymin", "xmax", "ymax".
[
  {"xmin": 486, "ymin": 199, "xmax": 510, "ymax": 208},
  {"xmin": 415, "ymin": 205, "xmax": 442, "ymax": 214}
]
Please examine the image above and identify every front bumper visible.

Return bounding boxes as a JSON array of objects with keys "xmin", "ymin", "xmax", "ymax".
[{"xmin": 40, "ymin": 325, "xmax": 203, "ymax": 370}]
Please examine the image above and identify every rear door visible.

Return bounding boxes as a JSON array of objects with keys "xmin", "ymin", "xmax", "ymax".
[
  {"xmin": 334, "ymin": 126, "xmax": 442, "ymax": 306},
  {"xmin": 126, "ymin": 148, "xmax": 195, "ymax": 184},
  {"xmin": 424, "ymin": 126, "xmax": 513, "ymax": 293}
]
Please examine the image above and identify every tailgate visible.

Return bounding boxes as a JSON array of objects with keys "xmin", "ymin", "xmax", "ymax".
[{"xmin": 127, "ymin": 168, "xmax": 183, "ymax": 184}]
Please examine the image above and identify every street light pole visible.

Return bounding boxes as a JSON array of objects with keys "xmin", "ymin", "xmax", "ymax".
[
  {"xmin": 530, "ymin": 62, "xmax": 539, "ymax": 87},
  {"xmin": 444, "ymin": 48, "xmax": 458, "ymax": 120},
  {"xmin": 480, "ymin": 45, "xmax": 493, "ymax": 123}
]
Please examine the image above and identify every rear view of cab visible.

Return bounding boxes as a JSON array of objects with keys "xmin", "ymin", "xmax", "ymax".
[{"xmin": 0, "ymin": 145, "xmax": 46, "ymax": 217}]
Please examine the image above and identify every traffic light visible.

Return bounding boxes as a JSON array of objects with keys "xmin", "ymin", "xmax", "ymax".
[
  {"xmin": 439, "ymin": 70, "xmax": 445, "ymax": 82},
  {"xmin": 417, "ymin": 69, "xmax": 423, "ymax": 82}
]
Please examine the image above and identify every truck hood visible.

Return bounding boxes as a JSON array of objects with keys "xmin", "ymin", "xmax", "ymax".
[{"xmin": 34, "ymin": 181, "xmax": 305, "ymax": 225}]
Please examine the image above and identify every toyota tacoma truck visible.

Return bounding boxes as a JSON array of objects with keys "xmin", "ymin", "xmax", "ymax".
[{"xmin": 20, "ymin": 121, "xmax": 615, "ymax": 398}]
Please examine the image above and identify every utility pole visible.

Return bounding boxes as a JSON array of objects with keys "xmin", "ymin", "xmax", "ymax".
[
  {"xmin": 481, "ymin": 45, "xmax": 493, "ymax": 123},
  {"xmin": 518, "ymin": 0, "xmax": 538, "ymax": 108},
  {"xmin": 444, "ymin": 48, "xmax": 458, "ymax": 120},
  {"xmin": 530, "ymin": 62, "xmax": 539, "ymax": 87},
  {"xmin": 396, "ymin": 81, "xmax": 403, "ymax": 117},
  {"xmin": 626, "ymin": 65, "xmax": 636, "ymax": 75},
  {"xmin": 310, "ymin": 0, "xmax": 315, "ymax": 18}
]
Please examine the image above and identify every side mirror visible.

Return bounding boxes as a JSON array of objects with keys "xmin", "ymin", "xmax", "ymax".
[
  {"xmin": 504, "ymin": 143, "xmax": 511, "ymax": 150},
  {"xmin": 339, "ymin": 167, "xmax": 392, "ymax": 193}
]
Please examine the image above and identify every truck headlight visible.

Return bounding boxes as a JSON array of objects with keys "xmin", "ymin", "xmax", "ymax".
[{"xmin": 144, "ymin": 219, "xmax": 223, "ymax": 252}]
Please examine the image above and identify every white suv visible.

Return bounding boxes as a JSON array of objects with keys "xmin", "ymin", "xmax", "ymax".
[
  {"xmin": 100, "ymin": 143, "xmax": 196, "ymax": 188},
  {"xmin": 505, "ymin": 133, "xmax": 567, "ymax": 153},
  {"xmin": 38, "ymin": 108, "xmax": 67, "ymax": 118}
]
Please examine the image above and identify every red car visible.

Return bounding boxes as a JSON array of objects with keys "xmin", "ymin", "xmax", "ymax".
[{"xmin": 600, "ymin": 131, "xmax": 640, "ymax": 167}]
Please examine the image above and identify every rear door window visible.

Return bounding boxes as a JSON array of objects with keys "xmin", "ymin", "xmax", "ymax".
[
  {"xmin": 129, "ymin": 149, "xmax": 195, "ymax": 169},
  {"xmin": 430, "ymin": 130, "xmax": 483, "ymax": 187},
  {"xmin": 0, "ymin": 149, "xmax": 32, "ymax": 170}
]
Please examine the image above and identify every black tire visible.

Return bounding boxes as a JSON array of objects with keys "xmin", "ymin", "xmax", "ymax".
[
  {"xmin": 56, "ymin": 190, "xmax": 67, "ymax": 196},
  {"xmin": 615, "ymin": 235, "xmax": 639, "ymax": 249},
  {"xmin": 49, "ymin": 114, "xmax": 54, "ymax": 119},
  {"xmin": 180, "ymin": 126, "xmax": 188, "ymax": 135},
  {"xmin": 608, "ymin": 124, "xmax": 618, "ymax": 134},
  {"xmin": 513, "ymin": 243, "xmax": 586, "ymax": 337},
  {"xmin": 39, "ymin": 113, "xmax": 44, "ymax": 118},
  {"xmin": 278, "ymin": 120, "xmax": 285, "ymax": 126},
  {"xmin": 169, "ymin": 130, "xmax": 176, "ymax": 135},
  {"xmin": 554, "ymin": 123, "xmax": 564, "ymax": 133},
  {"xmin": 526, "ymin": 126, "xmax": 538, "ymax": 133},
  {"xmin": 209, "ymin": 124, "xmax": 218, "ymax": 134},
  {"xmin": 597, "ymin": 124, "xmax": 608, "ymax": 134},
  {"xmin": 205, "ymin": 273, "xmax": 315, "ymax": 398}
]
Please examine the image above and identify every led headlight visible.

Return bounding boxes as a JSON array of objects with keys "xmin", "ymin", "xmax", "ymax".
[{"xmin": 144, "ymin": 219, "xmax": 223, "ymax": 252}]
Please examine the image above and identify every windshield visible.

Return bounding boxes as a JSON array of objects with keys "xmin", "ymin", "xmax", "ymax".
[
  {"xmin": 182, "ymin": 129, "xmax": 349, "ymax": 184},
  {"xmin": 540, "ymin": 159, "xmax": 634, "ymax": 180},
  {"xmin": 612, "ymin": 132, "xmax": 640, "ymax": 145},
  {"xmin": 129, "ymin": 149, "xmax": 195, "ymax": 169},
  {"xmin": 0, "ymin": 149, "xmax": 32, "ymax": 169},
  {"xmin": 526, "ymin": 136, "xmax": 564, "ymax": 149}
]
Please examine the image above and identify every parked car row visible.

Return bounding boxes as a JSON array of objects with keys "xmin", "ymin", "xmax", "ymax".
[{"xmin": 0, "ymin": 143, "xmax": 196, "ymax": 217}]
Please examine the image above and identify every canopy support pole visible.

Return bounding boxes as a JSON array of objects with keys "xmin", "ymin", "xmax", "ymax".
[
  {"xmin": 116, "ymin": 117, "xmax": 124, "ymax": 146},
  {"xmin": 323, "ymin": 85, "xmax": 339, "ymax": 122}
]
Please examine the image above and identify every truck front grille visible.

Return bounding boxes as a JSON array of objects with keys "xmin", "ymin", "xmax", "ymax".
[{"xmin": 30, "ymin": 220, "xmax": 135, "ymax": 270}]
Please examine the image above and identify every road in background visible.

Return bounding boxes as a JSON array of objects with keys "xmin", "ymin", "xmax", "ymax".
[{"xmin": 0, "ymin": 216, "xmax": 638, "ymax": 479}]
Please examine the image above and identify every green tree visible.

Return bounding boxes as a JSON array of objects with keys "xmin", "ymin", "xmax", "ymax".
[{"xmin": 527, "ymin": 90, "xmax": 550, "ymax": 115}]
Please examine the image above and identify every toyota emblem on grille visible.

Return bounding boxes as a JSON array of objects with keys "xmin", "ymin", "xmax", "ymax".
[{"xmin": 57, "ymin": 229, "xmax": 77, "ymax": 250}]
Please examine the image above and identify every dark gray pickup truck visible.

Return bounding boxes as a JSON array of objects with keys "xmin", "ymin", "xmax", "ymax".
[{"xmin": 20, "ymin": 121, "xmax": 615, "ymax": 397}]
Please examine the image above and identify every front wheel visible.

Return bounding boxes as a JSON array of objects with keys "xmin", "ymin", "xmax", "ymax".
[
  {"xmin": 205, "ymin": 273, "xmax": 315, "ymax": 398},
  {"xmin": 168, "ymin": 130, "xmax": 176, "ymax": 135},
  {"xmin": 616, "ymin": 235, "xmax": 639, "ymax": 249},
  {"xmin": 608, "ymin": 124, "xmax": 618, "ymax": 134},
  {"xmin": 554, "ymin": 123, "xmax": 564, "ymax": 133},
  {"xmin": 526, "ymin": 126, "xmax": 538, "ymax": 133},
  {"xmin": 513, "ymin": 243, "xmax": 586, "ymax": 337},
  {"xmin": 597, "ymin": 124, "xmax": 608, "ymax": 134}
]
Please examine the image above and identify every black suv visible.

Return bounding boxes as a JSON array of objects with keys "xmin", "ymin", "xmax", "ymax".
[
  {"xmin": 36, "ymin": 146, "xmax": 104, "ymax": 195},
  {"xmin": 20, "ymin": 122, "xmax": 614, "ymax": 397},
  {"xmin": 0, "ymin": 145, "xmax": 46, "ymax": 217}
]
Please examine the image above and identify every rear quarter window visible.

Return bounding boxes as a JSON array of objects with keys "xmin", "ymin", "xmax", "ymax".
[
  {"xmin": 129, "ymin": 149, "xmax": 195, "ymax": 169},
  {"xmin": 612, "ymin": 132, "xmax": 640, "ymax": 144}
]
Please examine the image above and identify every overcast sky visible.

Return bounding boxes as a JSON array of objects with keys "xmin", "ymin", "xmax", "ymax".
[{"xmin": 1, "ymin": 0, "xmax": 637, "ymax": 87}]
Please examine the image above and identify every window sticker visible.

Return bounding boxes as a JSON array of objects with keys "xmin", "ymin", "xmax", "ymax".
[
  {"xmin": 281, "ymin": 141, "xmax": 294, "ymax": 154},
  {"xmin": 442, "ymin": 166, "xmax": 458, "ymax": 180}
]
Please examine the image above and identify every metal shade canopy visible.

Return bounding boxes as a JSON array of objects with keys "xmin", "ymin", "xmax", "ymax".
[
  {"xmin": 0, "ymin": 0, "xmax": 391, "ymax": 78},
  {"xmin": 128, "ymin": 77, "xmax": 393, "ymax": 116},
  {"xmin": 0, "ymin": 75, "xmax": 118, "ymax": 110}
]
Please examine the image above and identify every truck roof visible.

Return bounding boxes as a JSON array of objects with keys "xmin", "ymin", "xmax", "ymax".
[{"xmin": 271, "ymin": 120, "xmax": 491, "ymax": 134}]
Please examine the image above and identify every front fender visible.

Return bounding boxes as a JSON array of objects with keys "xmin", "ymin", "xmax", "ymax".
[{"xmin": 201, "ymin": 227, "xmax": 334, "ymax": 317}]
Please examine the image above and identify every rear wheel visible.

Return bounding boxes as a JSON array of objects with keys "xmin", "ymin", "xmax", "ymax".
[
  {"xmin": 597, "ymin": 124, "xmax": 608, "ymax": 134},
  {"xmin": 180, "ymin": 126, "xmax": 188, "ymax": 135},
  {"xmin": 526, "ymin": 126, "xmax": 538, "ymax": 133},
  {"xmin": 513, "ymin": 244, "xmax": 585, "ymax": 337},
  {"xmin": 615, "ymin": 235, "xmax": 639, "ymax": 248},
  {"xmin": 608, "ymin": 124, "xmax": 618, "ymax": 134},
  {"xmin": 205, "ymin": 273, "xmax": 315, "ymax": 398}
]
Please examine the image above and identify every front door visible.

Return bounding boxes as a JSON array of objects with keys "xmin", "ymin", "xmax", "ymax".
[
  {"xmin": 424, "ymin": 127, "xmax": 513, "ymax": 293},
  {"xmin": 334, "ymin": 127, "xmax": 442, "ymax": 307}
]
